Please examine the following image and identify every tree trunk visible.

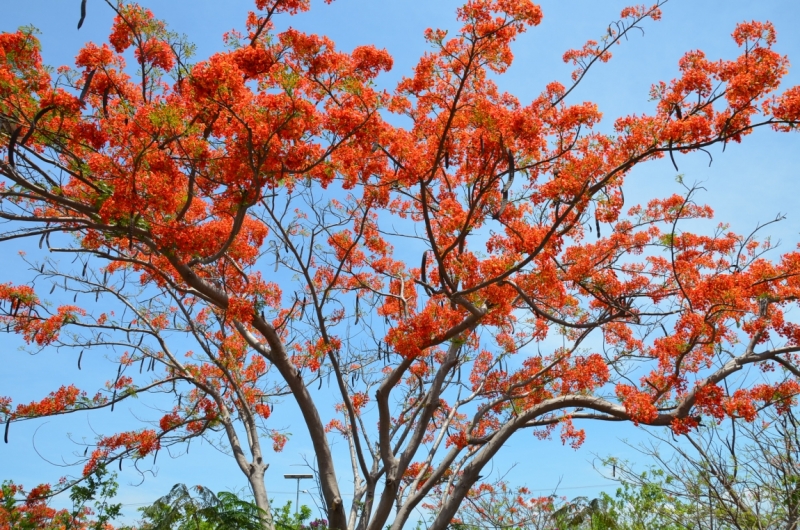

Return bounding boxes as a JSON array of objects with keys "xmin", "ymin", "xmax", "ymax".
[{"xmin": 250, "ymin": 471, "xmax": 276, "ymax": 530}]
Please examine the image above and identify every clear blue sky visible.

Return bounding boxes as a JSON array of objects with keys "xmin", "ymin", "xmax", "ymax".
[{"xmin": 2, "ymin": 0, "xmax": 800, "ymax": 525}]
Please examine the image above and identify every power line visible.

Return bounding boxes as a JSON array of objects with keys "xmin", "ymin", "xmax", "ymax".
[{"xmin": 526, "ymin": 482, "xmax": 617, "ymax": 492}]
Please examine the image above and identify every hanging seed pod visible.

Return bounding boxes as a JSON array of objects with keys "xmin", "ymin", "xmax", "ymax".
[
  {"xmin": 354, "ymin": 295, "xmax": 360, "ymax": 325},
  {"xmin": 111, "ymin": 365, "xmax": 121, "ymax": 411},
  {"xmin": 139, "ymin": 356, "xmax": 145, "ymax": 373},
  {"xmin": 103, "ymin": 270, "xmax": 108, "ymax": 285},
  {"xmin": 78, "ymin": 350, "xmax": 83, "ymax": 370},
  {"xmin": 595, "ymin": 214, "xmax": 601, "ymax": 238},
  {"xmin": 507, "ymin": 147, "xmax": 515, "ymax": 184},
  {"xmin": 77, "ymin": 0, "xmax": 87, "ymax": 29},
  {"xmin": 119, "ymin": 457, "xmax": 123, "ymax": 471},
  {"xmin": 128, "ymin": 214, "xmax": 135, "ymax": 250},
  {"xmin": 494, "ymin": 149, "xmax": 516, "ymax": 220},
  {"xmin": 4, "ymin": 419, "xmax": 9, "ymax": 444},
  {"xmin": 82, "ymin": 262, "xmax": 87, "ymax": 277},
  {"xmin": 102, "ymin": 87, "xmax": 110, "ymax": 117},
  {"xmin": 84, "ymin": 446, "xmax": 88, "ymax": 456},
  {"xmin": 202, "ymin": 119, "xmax": 213, "ymax": 139},
  {"xmin": 20, "ymin": 107, "xmax": 55, "ymax": 146},
  {"xmin": 444, "ymin": 150, "xmax": 450, "ymax": 169},
  {"xmin": 79, "ymin": 69, "xmax": 96, "ymax": 101},
  {"xmin": 178, "ymin": 395, "xmax": 182, "ymax": 408},
  {"xmin": 7, "ymin": 126, "xmax": 21, "ymax": 167},
  {"xmin": 73, "ymin": 293, "xmax": 78, "ymax": 302},
  {"xmin": 274, "ymin": 246, "xmax": 280, "ymax": 272},
  {"xmin": 50, "ymin": 284, "xmax": 56, "ymax": 295}
]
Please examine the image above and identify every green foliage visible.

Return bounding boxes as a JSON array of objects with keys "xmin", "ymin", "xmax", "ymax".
[
  {"xmin": 271, "ymin": 500, "xmax": 312, "ymax": 530},
  {"xmin": 135, "ymin": 483, "xmax": 266, "ymax": 530},
  {"xmin": 134, "ymin": 484, "xmax": 329, "ymax": 530},
  {"xmin": 599, "ymin": 468, "xmax": 689, "ymax": 530},
  {"xmin": 552, "ymin": 496, "xmax": 619, "ymax": 530},
  {"xmin": 604, "ymin": 408, "xmax": 800, "ymax": 530},
  {"xmin": 66, "ymin": 464, "xmax": 123, "ymax": 530}
]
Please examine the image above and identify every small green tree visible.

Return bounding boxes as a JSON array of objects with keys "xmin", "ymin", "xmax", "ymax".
[
  {"xmin": 136, "ymin": 483, "xmax": 266, "ymax": 530},
  {"xmin": 271, "ymin": 500, "xmax": 312, "ymax": 530},
  {"xmin": 599, "ymin": 467, "xmax": 691, "ymax": 530},
  {"xmin": 66, "ymin": 464, "xmax": 123, "ymax": 530}
]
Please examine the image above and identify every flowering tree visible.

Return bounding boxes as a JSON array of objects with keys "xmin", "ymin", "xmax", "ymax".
[
  {"xmin": 1, "ymin": 465, "xmax": 122, "ymax": 530},
  {"xmin": 2, "ymin": 0, "xmax": 800, "ymax": 529},
  {"xmin": 447, "ymin": 479, "xmax": 563, "ymax": 530}
]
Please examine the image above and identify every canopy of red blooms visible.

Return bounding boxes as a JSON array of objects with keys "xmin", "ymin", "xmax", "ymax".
[{"xmin": 1, "ymin": 1, "xmax": 799, "ymax": 529}]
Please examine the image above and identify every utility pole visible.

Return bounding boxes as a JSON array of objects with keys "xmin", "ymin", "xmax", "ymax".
[{"xmin": 284, "ymin": 473, "xmax": 313, "ymax": 527}]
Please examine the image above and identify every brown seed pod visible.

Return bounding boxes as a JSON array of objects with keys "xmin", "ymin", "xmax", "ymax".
[
  {"xmin": 79, "ymin": 69, "xmax": 96, "ymax": 101},
  {"xmin": 7, "ymin": 126, "xmax": 21, "ymax": 167},
  {"xmin": 77, "ymin": 0, "xmax": 87, "ymax": 29}
]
